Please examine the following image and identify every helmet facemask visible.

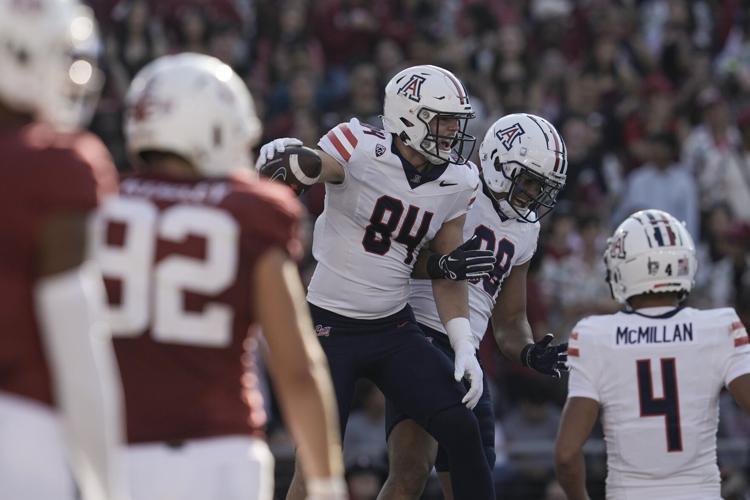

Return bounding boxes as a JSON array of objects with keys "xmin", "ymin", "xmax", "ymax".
[
  {"xmin": 492, "ymin": 158, "xmax": 563, "ymax": 223},
  {"xmin": 53, "ymin": 35, "xmax": 104, "ymax": 129},
  {"xmin": 413, "ymin": 107, "xmax": 476, "ymax": 165}
]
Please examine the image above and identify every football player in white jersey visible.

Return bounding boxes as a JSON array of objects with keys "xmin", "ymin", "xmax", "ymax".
[
  {"xmin": 379, "ymin": 113, "xmax": 570, "ymax": 500},
  {"xmin": 555, "ymin": 209, "xmax": 750, "ymax": 500},
  {"xmin": 256, "ymin": 65, "xmax": 498, "ymax": 500}
]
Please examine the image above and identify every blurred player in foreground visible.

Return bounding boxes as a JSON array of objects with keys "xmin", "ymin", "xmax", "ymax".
[
  {"xmin": 95, "ymin": 53, "xmax": 346, "ymax": 500},
  {"xmin": 0, "ymin": 0, "xmax": 129, "ymax": 499},
  {"xmin": 381, "ymin": 113, "xmax": 569, "ymax": 500},
  {"xmin": 555, "ymin": 209, "xmax": 750, "ymax": 500}
]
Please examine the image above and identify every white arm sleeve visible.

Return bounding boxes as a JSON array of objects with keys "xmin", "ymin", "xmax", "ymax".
[{"xmin": 35, "ymin": 263, "xmax": 130, "ymax": 500}]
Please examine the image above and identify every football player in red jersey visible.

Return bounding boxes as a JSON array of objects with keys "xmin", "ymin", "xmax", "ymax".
[
  {"xmin": 0, "ymin": 1, "xmax": 129, "ymax": 499},
  {"xmin": 95, "ymin": 52, "xmax": 346, "ymax": 500}
]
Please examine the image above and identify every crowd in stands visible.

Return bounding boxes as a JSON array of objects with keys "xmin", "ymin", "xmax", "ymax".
[{"xmin": 88, "ymin": 1, "xmax": 750, "ymax": 498}]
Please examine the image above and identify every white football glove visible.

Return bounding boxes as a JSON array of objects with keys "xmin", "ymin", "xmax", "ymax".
[
  {"xmin": 254, "ymin": 137, "xmax": 303, "ymax": 170},
  {"xmin": 453, "ymin": 341, "xmax": 483, "ymax": 410}
]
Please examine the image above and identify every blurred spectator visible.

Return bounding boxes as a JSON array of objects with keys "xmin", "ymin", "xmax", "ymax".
[
  {"xmin": 682, "ymin": 86, "xmax": 740, "ymax": 178},
  {"xmin": 105, "ymin": 0, "xmax": 167, "ymax": 100},
  {"xmin": 613, "ymin": 131, "xmax": 699, "ymax": 238},
  {"xmin": 346, "ymin": 460, "xmax": 385, "ymax": 500},
  {"xmin": 342, "ymin": 382, "xmax": 386, "ymax": 470},
  {"xmin": 502, "ymin": 379, "xmax": 561, "ymax": 499},
  {"xmin": 700, "ymin": 106, "xmax": 750, "ymax": 223},
  {"xmin": 541, "ymin": 216, "xmax": 618, "ymax": 336}
]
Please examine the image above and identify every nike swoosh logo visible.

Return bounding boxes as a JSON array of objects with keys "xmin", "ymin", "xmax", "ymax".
[{"xmin": 439, "ymin": 180, "xmax": 458, "ymax": 187}]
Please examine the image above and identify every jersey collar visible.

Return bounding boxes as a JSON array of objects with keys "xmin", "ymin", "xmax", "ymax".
[
  {"xmin": 623, "ymin": 305, "xmax": 684, "ymax": 319},
  {"xmin": 390, "ymin": 135, "xmax": 449, "ymax": 189}
]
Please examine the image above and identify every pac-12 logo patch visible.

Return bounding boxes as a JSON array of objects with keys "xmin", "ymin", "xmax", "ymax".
[
  {"xmin": 496, "ymin": 122, "xmax": 525, "ymax": 151},
  {"xmin": 397, "ymin": 74, "xmax": 426, "ymax": 102},
  {"xmin": 375, "ymin": 144, "xmax": 386, "ymax": 157}
]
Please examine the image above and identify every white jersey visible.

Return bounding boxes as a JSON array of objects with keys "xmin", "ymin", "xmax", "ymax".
[
  {"xmin": 568, "ymin": 306, "xmax": 750, "ymax": 500},
  {"xmin": 408, "ymin": 182, "xmax": 540, "ymax": 348},
  {"xmin": 307, "ymin": 118, "xmax": 480, "ymax": 319}
]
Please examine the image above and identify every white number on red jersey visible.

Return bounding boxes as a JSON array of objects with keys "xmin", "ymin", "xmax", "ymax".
[{"xmin": 95, "ymin": 197, "xmax": 239, "ymax": 347}]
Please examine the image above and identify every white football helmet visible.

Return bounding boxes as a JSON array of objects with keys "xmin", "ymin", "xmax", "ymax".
[
  {"xmin": 0, "ymin": 0, "xmax": 103, "ymax": 130},
  {"xmin": 478, "ymin": 113, "xmax": 567, "ymax": 222},
  {"xmin": 604, "ymin": 209, "xmax": 697, "ymax": 304},
  {"xmin": 125, "ymin": 53, "xmax": 261, "ymax": 176},
  {"xmin": 382, "ymin": 65, "xmax": 475, "ymax": 165}
]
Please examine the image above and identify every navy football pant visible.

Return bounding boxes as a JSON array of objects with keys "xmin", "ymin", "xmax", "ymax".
[
  {"xmin": 309, "ymin": 303, "xmax": 494, "ymax": 500},
  {"xmin": 385, "ymin": 323, "xmax": 496, "ymax": 472}
]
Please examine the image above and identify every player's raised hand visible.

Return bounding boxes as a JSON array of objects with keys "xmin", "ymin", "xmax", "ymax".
[
  {"xmin": 453, "ymin": 343, "xmax": 484, "ymax": 409},
  {"xmin": 428, "ymin": 234, "xmax": 496, "ymax": 281},
  {"xmin": 255, "ymin": 137, "xmax": 303, "ymax": 170},
  {"xmin": 521, "ymin": 333, "xmax": 569, "ymax": 378}
]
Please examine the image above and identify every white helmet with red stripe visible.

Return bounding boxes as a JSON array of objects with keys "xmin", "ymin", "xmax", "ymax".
[
  {"xmin": 382, "ymin": 65, "xmax": 475, "ymax": 165},
  {"xmin": 478, "ymin": 113, "xmax": 567, "ymax": 222},
  {"xmin": 604, "ymin": 209, "xmax": 697, "ymax": 304}
]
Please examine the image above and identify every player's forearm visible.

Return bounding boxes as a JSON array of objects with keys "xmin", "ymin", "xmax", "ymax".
[
  {"xmin": 257, "ymin": 252, "xmax": 344, "ymax": 480},
  {"xmin": 493, "ymin": 316, "xmax": 534, "ymax": 361},
  {"xmin": 555, "ymin": 450, "xmax": 590, "ymax": 500},
  {"xmin": 432, "ymin": 278, "xmax": 469, "ymax": 323},
  {"xmin": 410, "ymin": 248, "xmax": 432, "ymax": 278},
  {"xmin": 271, "ymin": 353, "xmax": 344, "ymax": 480},
  {"xmin": 36, "ymin": 265, "xmax": 129, "ymax": 500}
]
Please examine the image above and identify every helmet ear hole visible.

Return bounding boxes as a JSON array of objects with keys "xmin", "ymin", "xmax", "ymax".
[{"xmin": 400, "ymin": 117, "xmax": 413, "ymax": 127}]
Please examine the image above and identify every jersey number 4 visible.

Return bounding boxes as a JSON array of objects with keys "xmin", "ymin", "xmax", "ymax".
[
  {"xmin": 637, "ymin": 358, "xmax": 683, "ymax": 452},
  {"xmin": 95, "ymin": 197, "xmax": 238, "ymax": 347},
  {"xmin": 362, "ymin": 195, "xmax": 434, "ymax": 264}
]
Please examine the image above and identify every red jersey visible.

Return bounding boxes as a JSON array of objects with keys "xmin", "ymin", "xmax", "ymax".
[
  {"xmin": 0, "ymin": 123, "xmax": 118, "ymax": 406},
  {"xmin": 98, "ymin": 171, "xmax": 303, "ymax": 444}
]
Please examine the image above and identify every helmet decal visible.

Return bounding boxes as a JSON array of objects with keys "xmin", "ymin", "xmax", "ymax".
[
  {"xmin": 497, "ymin": 122, "xmax": 526, "ymax": 151},
  {"xmin": 641, "ymin": 210, "xmax": 679, "ymax": 246},
  {"xmin": 397, "ymin": 74, "xmax": 426, "ymax": 103}
]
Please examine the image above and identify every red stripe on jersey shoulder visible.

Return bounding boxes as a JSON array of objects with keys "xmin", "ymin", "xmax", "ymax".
[
  {"xmin": 326, "ymin": 131, "xmax": 351, "ymax": 161},
  {"xmin": 732, "ymin": 321, "xmax": 746, "ymax": 332},
  {"xmin": 339, "ymin": 124, "xmax": 358, "ymax": 148},
  {"xmin": 568, "ymin": 347, "xmax": 580, "ymax": 357},
  {"xmin": 735, "ymin": 336, "xmax": 749, "ymax": 348},
  {"xmin": 570, "ymin": 331, "xmax": 579, "ymax": 340}
]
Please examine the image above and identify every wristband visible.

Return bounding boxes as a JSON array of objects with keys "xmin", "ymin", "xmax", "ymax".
[
  {"xmin": 520, "ymin": 343, "xmax": 534, "ymax": 368},
  {"xmin": 307, "ymin": 476, "xmax": 348, "ymax": 497},
  {"xmin": 426, "ymin": 253, "xmax": 445, "ymax": 279},
  {"xmin": 445, "ymin": 317, "xmax": 472, "ymax": 351}
]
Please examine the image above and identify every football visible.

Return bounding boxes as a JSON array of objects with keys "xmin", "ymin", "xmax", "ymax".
[{"xmin": 259, "ymin": 146, "xmax": 322, "ymax": 195}]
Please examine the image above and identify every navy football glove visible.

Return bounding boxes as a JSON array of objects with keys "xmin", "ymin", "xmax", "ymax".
[
  {"xmin": 521, "ymin": 333, "xmax": 569, "ymax": 378},
  {"xmin": 427, "ymin": 235, "xmax": 496, "ymax": 281}
]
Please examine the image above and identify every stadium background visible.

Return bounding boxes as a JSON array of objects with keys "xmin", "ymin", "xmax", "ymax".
[{"xmin": 84, "ymin": 0, "xmax": 750, "ymax": 498}]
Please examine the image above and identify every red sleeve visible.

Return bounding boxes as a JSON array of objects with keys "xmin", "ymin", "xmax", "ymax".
[
  {"xmin": 34, "ymin": 132, "xmax": 118, "ymax": 212},
  {"xmin": 232, "ymin": 179, "xmax": 305, "ymax": 262}
]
